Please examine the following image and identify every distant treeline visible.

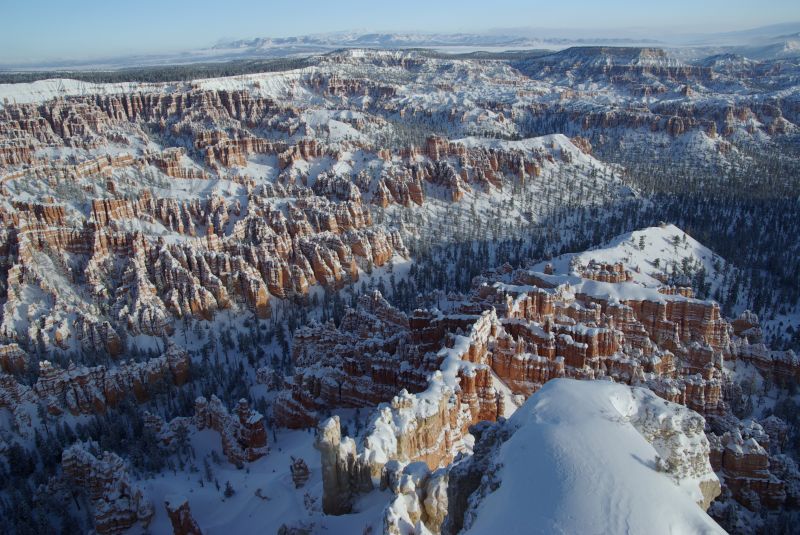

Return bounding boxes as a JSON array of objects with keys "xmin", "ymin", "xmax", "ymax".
[
  {"xmin": 404, "ymin": 48, "xmax": 552, "ymax": 61},
  {"xmin": 0, "ymin": 56, "xmax": 318, "ymax": 84},
  {"xmin": 0, "ymin": 49, "xmax": 553, "ymax": 85}
]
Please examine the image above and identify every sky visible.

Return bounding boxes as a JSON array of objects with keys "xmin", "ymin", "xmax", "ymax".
[{"xmin": 2, "ymin": 0, "xmax": 800, "ymax": 63}]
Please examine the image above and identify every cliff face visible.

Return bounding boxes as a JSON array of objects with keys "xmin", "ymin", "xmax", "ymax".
[
  {"xmin": 0, "ymin": 62, "xmax": 641, "ymax": 365},
  {"xmin": 732, "ymin": 312, "xmax": 799, "ymax": 385},
  {"xmin": 3, "ymin": 210, "xmax": 406, "ymax": 359},
  {"xmin": 276, "ymin": 291, "xmax": 421, "ymax": 427},
  {"xmin": 352, "ymin": 381, "xmax": 723, "ymax": 535},
  {"xmin": 0, "ymin": 49, "xmax": 796, "ymax": 534},
  {"xmin": 0, "ymin": 346, "xmax": 190, "ymax": 442},
  {"xmin": 486, "ymin": 266, "xmax": 729, "ymax": 413},
  {"xmin": 314, "ymin": 309, "xmax": 504, "ymax": 514},
  {"xmin": 0, "ymin": 343, "xmax": 27, "ymax": 373},
  {"xmin": 0, "ymin": 179, "xmax": 409, "ymax": 354},
  {"xmin": 316, "ymin": 415, "xmax": 374, "ymax": 515},
  {"xmin": 0, "ymin": 372, "xmax": 35, "ymax": 434}
]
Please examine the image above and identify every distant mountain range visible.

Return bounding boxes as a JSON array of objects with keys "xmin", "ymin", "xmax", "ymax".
[
  {"xmin": 213, "ymin": 31, "xmax": 653, "ymax": 51},
  {"xmin": 2, "ymin": 23, "xmax": 799, "ymax": 71}
]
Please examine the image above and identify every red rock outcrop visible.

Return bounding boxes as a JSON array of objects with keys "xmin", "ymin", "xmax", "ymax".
[
  {"xmin": 1, "ymin": 84, "xmax": 424, "ymax": 359},
  {"xmin": 193, "ymin": 396, "xmax": 268, "ymax": 465},
  {"xmin": 32, "ymin": 345, "xmax": 190, "ymax": 415},
  {"xmin": 313, "ymin": 308, "xmax": 506, "ymax": 514},
  {"xmin": 165, "ymin": 495, "xmax": 203, "ymax": 535},
  {"xmin": 0, "ymin": 176, "xmax": 408, "ymax": 353},
  {"xmin": 0, "ymin": 343, "xmax": 27, "ymax": 373},
  {"xmin": 276, "ymin": 292, "xmax": 501, "ymax": 428},
  {"xmin": 735, "ymin": 341, "xmax": 799, "ymax": 385},
  {"xmin": 580, "ymin": 260, "xmax": 632, "ymax": 283},
  {"xmin": 732, "ymin": 310, "xmax": 762, "ymax": 341},
  {"xmin": 490, "ymin": 331, "xmax": 565, "ymax": 396},
  {"xmin": 147, "ymin": 148, "xmax": 207, "ymax": 179},
  {"xmin": 709, "ymin": 428, "xmax": 787, "ymax": 511}
]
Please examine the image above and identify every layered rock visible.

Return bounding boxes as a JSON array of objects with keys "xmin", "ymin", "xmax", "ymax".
[
  {"xmin": 735, "ymin": 342, "xmax": 799, "ymax": 384},
  {"xmin": 732, "ymin": 310, "xmax": 763, "ymax": 342},
  {"xmin": 466, "ymin": 268, "xmax": 726, "ymax": 414},
  {"xmin": 0, "ymin": 51, "xmax": 797, "ymax": 532},
  {"xmin": 276, "ymin": 291, "xmax": 422, "ymax": 426},
  {"xmin": 1, "ymin": 66, "xmax": 642, "ymax": 367},
  {"xmin": 0, "ymin": 372, "xmax": 35, "ymax": 434},
  {"xmin": 280, "ymin": 294, "xmax": 505, "ymax": 426},
  {"xmin": 143, "ymin": 396, "xmax": 267, "ymax": 467},
  {"xmin": 316, "ymin": 415, "xmax": 373, "ymax": 515},
  {"xmin": 580, "ymin": 260, "xmax": 632, "ymax": 283},
  {"xmin": 0, "ymin": 182, "xmax": 409, "ymax": 356}
]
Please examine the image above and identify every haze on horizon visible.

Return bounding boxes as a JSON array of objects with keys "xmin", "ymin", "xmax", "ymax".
[{"xmin": 2, "ymin": 0, "xmax": 800, "ymax": 64}]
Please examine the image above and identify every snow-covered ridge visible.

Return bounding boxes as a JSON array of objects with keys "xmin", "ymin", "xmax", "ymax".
[
  {"xmin": 533, "ymin": 46, "xmax": 684, "ymax": 68},
  {"xmin": 362, "ymin": 309, "xmax": 498, "ymax": 465},
  {"xmin": 0, "ymin": 78, "xmax": 170, "ymax": 106},
  {"xmin": 460, "ymin": 379, "xmax": 723, "ymax": 534},
  {"xmin": 0, "ymin": 67, "xmax": 315, "ymax": 106},
  {"xmin": 454, "ymin": 134, "xmax": 607, "ymax": 169},
  {"xmin": 531, "ymin": 224, "xmax": 728, "ymax": 295}
]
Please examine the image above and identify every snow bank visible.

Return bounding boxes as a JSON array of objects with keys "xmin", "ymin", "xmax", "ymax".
[{"xmin": 462, "ymin": 379, "xmax": 723, "ymax": 534}]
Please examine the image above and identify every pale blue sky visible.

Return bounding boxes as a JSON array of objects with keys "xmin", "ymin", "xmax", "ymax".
[{"xmin": 2, "ymin": 0, "xmax": 799, "ymax": 62}]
